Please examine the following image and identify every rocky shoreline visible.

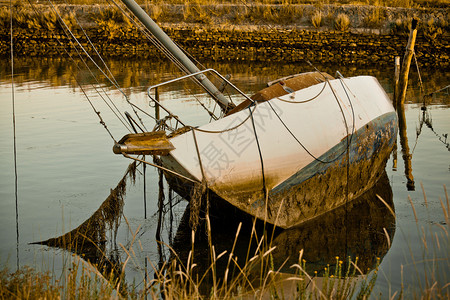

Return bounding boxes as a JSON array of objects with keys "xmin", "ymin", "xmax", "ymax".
[{"xmin": 1, "ymin": 3, "xmax": 449, "ymax": 67}]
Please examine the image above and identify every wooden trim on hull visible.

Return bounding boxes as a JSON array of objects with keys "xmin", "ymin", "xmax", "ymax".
[{"xmin": 226, "ymin": 71, "xmax": 334, "ymax": 116}]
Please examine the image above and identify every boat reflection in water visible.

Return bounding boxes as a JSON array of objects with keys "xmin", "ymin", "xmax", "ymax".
[
  {"xmin": 33, "ymin": 163, "xmax": 394, "ymax": 294},
  {"xmin": 32, "ymin": 163, "xmax": 137, "ymax": 290},
  {"xmin": 267, "ymin": 170, "xmax": 395, "ymax": 275},
  {"xmin": 171, "ymin": 170, "xmax": 395, "ymax": 285}
]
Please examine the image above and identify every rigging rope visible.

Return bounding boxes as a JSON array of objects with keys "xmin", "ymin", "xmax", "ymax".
[
  {"xmin": 248, "ymin": 106, "xmax": 268, "ymax": 201},
  {"xmin": 46, "ymin": 0, "xmax": 130, "ymax": 99},
  {"xmin": 276, "ymin": 80, "xmax": 327, "ymax": 104},
  {"xmin": 109, "ymin": 0, "xmax": 191, "ymax": 76},
  {"xmin": 45, "ymin": 0, "xmax": 145, "ymax": 133},
  {"xmin": 63, "ymin": 0, "xmax": 127, "ymax": 96},
  {"xmin": 109, "ymin": 0, "xmax": 234, "ymax": 116},
  {"xmin": 76, "ymin": 77, "xmax": 118, "ymax": 142},
  {"xmin": 189, "ymin": 104, "xmax": 257, "ymax": 134},
  {"xmin": 424, "ymin": 85, "xmax": 450, "ymax": 97},
  {"xmin": 190, "ymin": 129, "xmax": 208, "ymax": 230},
  {"xmin": 61, "ymin": 0, "xmax": 135, "ymax": 129},
  {"xmin": 25, "ymin": 0, "xmax": 133, "ymax": 136},
  {"xmin": 413, "ymin": 51, "xmax": 425, "ymax": 101},
  {"xmin": 10, "ymin": 0, "xmax": 19, "ymax": 272},
  {"xmin": 50, "ymin": 2, "xmax": 144, "ymax": 133},
  {"xmin": 267, "ymin": 77, "xmax": 355, "ymax": 164},
  {"xmin": 39, "ymin": 32, "xmax": 117, "ymax": 141}
]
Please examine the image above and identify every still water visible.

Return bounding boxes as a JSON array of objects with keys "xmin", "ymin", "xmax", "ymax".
[{"xmin": 0, "ymin": 56, "xmax": 449, "ymax": 297}]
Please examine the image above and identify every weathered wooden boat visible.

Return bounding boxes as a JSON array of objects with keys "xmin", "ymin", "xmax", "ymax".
[{"xmin": 113, "ymin": 0, "xmax": 398, "ymax": 229}]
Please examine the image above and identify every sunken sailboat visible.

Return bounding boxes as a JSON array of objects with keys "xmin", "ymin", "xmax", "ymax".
[{"xmin": 113, "ymin": 0, "xmax": 398, "ymax": 229}]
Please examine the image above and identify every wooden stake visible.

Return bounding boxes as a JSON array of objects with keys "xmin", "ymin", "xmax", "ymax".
[
  {"xmin": 397, "ymin": 18, "xmax": 418, "ymax": 107},
  {"xmin": 398, "ymin": 105, "xmax": 415, "ymax": 191},
  {"xmin": 393, "ymin": 56, "xmax": 400, "ymax": 108}
]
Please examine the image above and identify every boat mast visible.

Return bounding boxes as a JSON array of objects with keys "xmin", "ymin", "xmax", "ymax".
[{"xmin": 120, "ymin": 0, "xmax": 232, "ymax": 112}]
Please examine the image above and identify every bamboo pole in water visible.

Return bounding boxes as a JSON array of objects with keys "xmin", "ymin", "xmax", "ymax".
[
  {"xmin": 397, "ymin": 18, "xmax": 418, "ymax": 107},
  {"xmin": 395, "ymin": 19, "xmax": 417, "ymax": 191},
  {"xmin": 391, "ymin": 57, "xmax": 400, "ymax": 171},
  {"xmin": 393, "ymin": 56, "xmax": 400, "ymax": 108},
  {"xmin": 397, "ymin": 105, "xmax": 415, "ymax": 191}
]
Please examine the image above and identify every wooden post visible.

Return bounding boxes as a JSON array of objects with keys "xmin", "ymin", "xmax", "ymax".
[
  {"xmin": 395, "ymin": 19, "xmax": 418, "ymax": 190},
  {"xmin": 398, "ymin": 105, "xmax": 415, "ymax": 191},
  {"xmin": 397, "ymin": 18, "xmax": 418, "ymax": 107},
  {"xmin": 393, "ymin": 56, "xmax": 400, "ymax": 108}
]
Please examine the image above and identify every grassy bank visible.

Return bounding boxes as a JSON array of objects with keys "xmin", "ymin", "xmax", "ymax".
[
  {"xmin": 5, "ymin": 0, "xmax": 449, "ymax": 8},
  {"xmin": 1, "ymin": 1, "xmax": 449, "ymax": 66},
  {"xmin": 2, "ymin": 0, "xmax": 449, "ymax": 32}
]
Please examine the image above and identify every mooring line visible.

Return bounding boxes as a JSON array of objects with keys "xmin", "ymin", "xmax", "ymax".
[
  {"xmin": 122, "ymin": 154, "xmax": 199, "ymax": 184},
  {"xmin": 425, "ymin": 85, "xmax": 450, "ymax": 97},
  {"xmin": 60, "ymin": 0, "xmax": 137, "ymax": 131},
  {"xmin": 143, "ymin": 156, "xmax": 147, "ymax": 219},
  {"xmin": 108, "ymin": 0, "xmax": 223, "ymax": 114},
  {"xmin": 248, "ymin": 106, "xmax": 268, "ymax": 202},
  {"xmin": 10, "ymin": 0, "xmax": 19, "ymax": 271},
  {"xmin": 413, "ymin": 51, "xmax": 425, "ymax": 100}
]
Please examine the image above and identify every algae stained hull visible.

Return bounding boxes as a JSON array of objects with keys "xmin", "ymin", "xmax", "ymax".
[{"xmin": 159, "ymin": 76, "xmax": 397, "ymax": 228}]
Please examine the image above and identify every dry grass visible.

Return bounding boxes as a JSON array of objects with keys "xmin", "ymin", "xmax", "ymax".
[
  {"xmin": 423, "ymin": 17, "xmax": 446, "ymax": 40},
  {"xmin": 402, "ymin": 185, "xmax": 450, "ymax": 298},
  {"xmin": 363, "ymin": 6, "xmax": 385, "ymax": 28},
  {"xmin": 2, "ymin": 1, "xmax": 449, "ymax": 33},
  {"xmin": 310, "ymin": 10, "xmax": 323, "ymax": 28},
  {"xmin": 12, "ymin": 0, "xmax": 449, "ymax": 8},
  {"xmin": 334, "ymin": 13, "xmax": 351, "ymax": 31},
  {"xmin": 0, "ymin": 184, "xmax": 448, "ymax": 299},
  {"xmin": 389, "ymin": 17, "xmax": 411, "ymax": 35},
  {"xmin": 0, "ymin": 266, "xmax": 60, "ymax": 299},
  {"xmin": 0, "ymin": 4, "xmax": 76, "ymax": 31},
  {"xmin": 0, "ymin": 263, "xmax": 117, "ymax": 299},
  {"xmin": 0, "ymin": 226, "xmax": 379, "ymax": 299}
]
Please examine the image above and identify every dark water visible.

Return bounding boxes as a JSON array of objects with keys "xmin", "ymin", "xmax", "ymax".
[{"xmin": 0, "ymin": 56, "xmax": 449, "ymax": 297}]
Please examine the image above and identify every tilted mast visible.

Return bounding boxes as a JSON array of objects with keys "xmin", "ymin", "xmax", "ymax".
[{"xmin": 120, "ymin": 0, "xmax": 232, "ymax": 112}]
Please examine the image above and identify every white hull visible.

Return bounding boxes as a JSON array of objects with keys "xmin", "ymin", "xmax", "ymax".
[{"xmin": 161, "ymin": 76, "xmax": 398, "ymax": 228}]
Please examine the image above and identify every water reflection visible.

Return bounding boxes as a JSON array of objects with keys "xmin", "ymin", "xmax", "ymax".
[
  {"xmin": 2, "ymin": 56, "xmax": 448, "ymax": 296},
  {"xmin": 397, "ymin": 101, "xmax": 450, "ymax": 191},
  {"xmin": 414, "ymin": 105, "xmax": 450, "ymax": 152},
  {"xmin": 268, "ymin": 171, "xmax": 394, "ymax": 275},
  {"xmin": 37, "ymin": 163, "xmax": 394, "ymax": 293},
  {"xmin": 170, "ymin": 171, "xmax": 395, "ymax": 287},
  {"xmin": 397, "ymin": 104, "xmax": 415, "ymax": 191},
  {"xmin": 1, "ymin": 57, "xmax": 448, "ymax": 107},
  {"xmin": 32, "ymin": 162, "xmax": 137, "ymax": 288}
]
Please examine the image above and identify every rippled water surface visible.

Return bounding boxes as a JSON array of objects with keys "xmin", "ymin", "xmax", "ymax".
[{"xmin": 0, "ymin": 57, "xmax": 449, "ymax": 297}]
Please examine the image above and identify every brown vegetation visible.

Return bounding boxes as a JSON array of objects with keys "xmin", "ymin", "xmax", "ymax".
[{"xmin": 1, "ymin": 1, "xmax": 449, "ymax": 34}]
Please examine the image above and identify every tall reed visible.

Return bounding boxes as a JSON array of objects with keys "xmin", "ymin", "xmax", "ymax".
[{"xmin": 1, "ymin": 185, "xmax": 448, "ymax": 298}]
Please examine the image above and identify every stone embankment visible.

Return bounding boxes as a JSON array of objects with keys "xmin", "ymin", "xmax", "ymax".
[{"xmin": 2, "ymin": 25, "xmax": 448, "ymax": 67}]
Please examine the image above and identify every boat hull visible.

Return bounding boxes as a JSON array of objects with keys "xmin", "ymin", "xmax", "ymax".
[
  {"xmin": 249, "ymin": 112, "xmax": 397, "ymax": 227},
  {"xmin": 161, "ymin": 76, "xmax": 398, "ymax": 228}
]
